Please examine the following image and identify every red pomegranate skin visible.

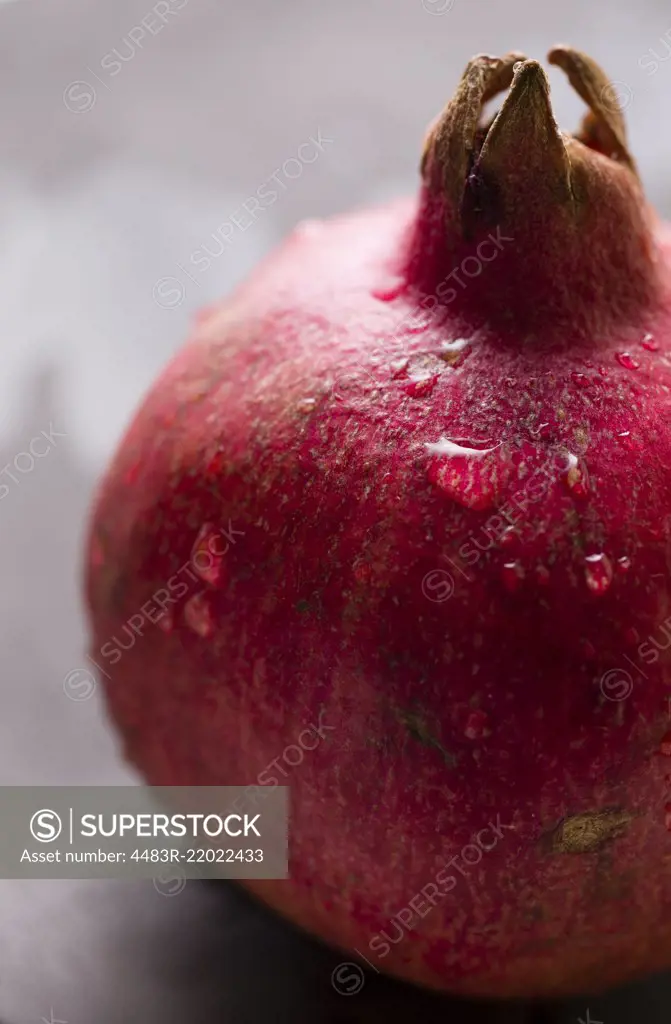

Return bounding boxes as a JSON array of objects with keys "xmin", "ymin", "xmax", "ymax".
[{"xmin": 87, "ymin": 50, "xmax": 671, "ymax": 997}]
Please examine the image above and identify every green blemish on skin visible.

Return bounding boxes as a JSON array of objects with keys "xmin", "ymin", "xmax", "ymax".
[{"xmin": 395, "ymin": 707, "xmax": 457, "ymax": 767}]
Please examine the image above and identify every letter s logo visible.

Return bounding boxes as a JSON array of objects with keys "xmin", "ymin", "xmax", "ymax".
[{"xmin": 30, "ymin": 809, "xmax": 63, "ymax": 842}]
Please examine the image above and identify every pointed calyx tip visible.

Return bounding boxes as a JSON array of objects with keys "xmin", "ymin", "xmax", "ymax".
[
  {"xmin": 548, "ymin": 46, "xmax": 634, "ymax": 171},
  {"xmin": 421, "ymin": 46, "xmax": 638, "ymax": 236},
  {"xmin": 408, "ymin": 46, "xmax": 659, "ymax": 337}
]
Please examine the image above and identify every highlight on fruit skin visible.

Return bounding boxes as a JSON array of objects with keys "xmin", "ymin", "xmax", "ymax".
[{"xmin": 86, "ymin": 44, "xmax": 671, "ymax": 999}]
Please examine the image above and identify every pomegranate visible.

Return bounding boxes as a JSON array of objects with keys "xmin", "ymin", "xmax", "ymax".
[{"xmin": 87, "ymin": 48, "xmax": 671, "ymax": 998}]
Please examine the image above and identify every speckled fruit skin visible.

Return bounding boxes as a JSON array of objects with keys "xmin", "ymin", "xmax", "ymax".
[{"xmin": 88, "ymin": 51, "xmax": 671, "ymax": 998}]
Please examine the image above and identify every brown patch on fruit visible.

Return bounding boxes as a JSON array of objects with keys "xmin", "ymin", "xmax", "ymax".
[
  {"xmin": 573, "ymin": 424, "xmax": 590, "ymax": 453},
  {"xmin": 547, "ymin": 809, "xmax": 632, "ymax": 853}
]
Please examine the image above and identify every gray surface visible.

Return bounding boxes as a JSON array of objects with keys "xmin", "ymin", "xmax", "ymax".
[{"xmin": 1, "ymin": 0, "xmax": 671, "ymax": 1019}]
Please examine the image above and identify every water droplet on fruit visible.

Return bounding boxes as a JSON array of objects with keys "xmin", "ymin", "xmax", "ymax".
[
  {"xmin": 183, "ymin": 592, "xmax": 214, "ymax": 638},
  {"xmin": 390, "ymin": 357, "xmax": 409, "ymax": 377},
  {"xmin": 616, "ymin": 430, "xmax": 635, "ymax": 452},
  {"xmin": 297, "ymin": 397, "xmax": 316, "ymax": 413},
  {"xmin": 372, "ymin": 280, "xmax": 405, "ymax": 302},
  {"xmin": 584, "ymin": 553, "xmax": 613, "ymax": 595},
  {"xmin": 426, "ymin": 438, "xmax": 508, "ymax": 511},
  {"xmin": 426, "ymin": 438, "xmax": 501, "ymax": 458},
  {"xmin": 403, "ymin": 373, "xmax": 438, "ymax": 398},
  {"xmin": 442, "ymin": 337, "xmax": 470, "ymax": 353},
  {"xmin": 439, "ymin": 338, "xmax": 471, "ymax": 366},
  {"xmin": 191, "ymin": 523, "xmax": 226, "ymax": 587},
  {"xmin": 617, "ymin": 555, "xmax": 631, "ymax": 573},
  {"xmin": 642, "ymin": 333, "xmax": 659, "ymax": 352},
  {"xmin": 571, "ymin": 371, "xmax": 589, "ymax": 388},
  {"xmin": 501, "ymin": 561, "xmax": 524, "ymax": 592},
  {"xmin": 660, "ymin": 731, "xmax": 671, "ymax": 757},
  {"xmin": 616, "ymin": 352, "xmax": 640, "ymax": 370},
  {"xmin": 562, "ymin": 452, "xmax": 588, "ymax": 499},
  {"xmin": 535, "ymin": 422, "xmax": 554, "ymax": 441},
  {"xmin": 464, "ymin": 710, "xmax": 490, "ymax": 740}
]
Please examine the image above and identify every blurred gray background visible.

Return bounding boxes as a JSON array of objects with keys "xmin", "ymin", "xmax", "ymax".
[{"xmin": 1, "ymin": 0, "xmax": 671, "ymax": 1020}]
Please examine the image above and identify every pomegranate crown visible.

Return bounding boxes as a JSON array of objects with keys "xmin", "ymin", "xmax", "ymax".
[{"xmin": 408, "ymin": 47, "xmax": 662, "ymax": 338}]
